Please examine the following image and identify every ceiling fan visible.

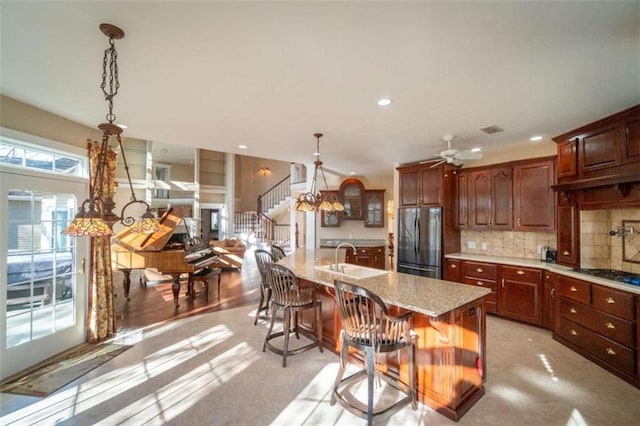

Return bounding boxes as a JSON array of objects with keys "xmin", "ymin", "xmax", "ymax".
[{"xmin": 423, "ymin": 134, "xmax": 483, "ymax": 168}]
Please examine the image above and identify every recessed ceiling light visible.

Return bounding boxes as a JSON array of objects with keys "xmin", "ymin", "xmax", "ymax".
[
  {"xmin": 471, "ymin": 147, "xmax": 481, "ymax": 152},
  {"xmin": 238, "ymin": 145, "xmax": 248, "ymax": 149},
  {"xmin": 530, "ymin": 135, "xmax": 543, "ymax": 141},
  {"xmin": 377, "ymin": 98, "xmax": 392, "ymax": 106}
]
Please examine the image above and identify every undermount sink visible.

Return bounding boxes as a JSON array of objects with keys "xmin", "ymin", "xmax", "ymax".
[{"xmin": 314, "ymin": 263, "xmax": 390, "ymax": 280}]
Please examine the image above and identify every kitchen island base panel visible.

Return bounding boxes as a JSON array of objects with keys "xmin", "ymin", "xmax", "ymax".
[{"xmin": 303, "ymin": 282, "xmax": 486, "ymax": 422}]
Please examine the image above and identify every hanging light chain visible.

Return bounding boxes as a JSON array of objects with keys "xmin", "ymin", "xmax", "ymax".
[{"xmin": 101, "ymin": 36, "xmax": 120, "ymax": 124}]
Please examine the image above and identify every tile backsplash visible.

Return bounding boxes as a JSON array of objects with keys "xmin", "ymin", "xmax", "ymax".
[
  {"xmin": 460, "ymin": 230, "xmax": 556, "ymax": 260},
  {"xmin": 581, "ymin": 208, "xmax": 640, "ymax": 274}
]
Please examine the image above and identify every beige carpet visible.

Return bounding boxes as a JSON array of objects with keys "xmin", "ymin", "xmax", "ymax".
[
  {"xmin": 1, "ymin": 305, "xmax": 639, "ymax": 425},
  {"xmin": 0, "ymin": 343, "xmax": 131, "ymax": 397}
]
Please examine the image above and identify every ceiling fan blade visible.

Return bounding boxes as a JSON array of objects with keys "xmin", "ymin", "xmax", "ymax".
[
  {"xmin": 419, "ymin": 158, "xmax": 444, "ymax": 165},
  {"xmin": 457, "ymin": 150, "xmax": 483, "ymax": 160},
  {"xmin": 429, "ymin": 159, "xmax": 447, "ymax": 168}
]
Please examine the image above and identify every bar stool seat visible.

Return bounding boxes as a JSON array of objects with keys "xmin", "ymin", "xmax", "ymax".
[{"xmin": 188, "ymin": 267, "xmax": 222, "ymax": 300}]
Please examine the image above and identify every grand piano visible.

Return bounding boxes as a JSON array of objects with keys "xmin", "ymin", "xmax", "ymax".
[{"xmin": 110, "ymin": 206, "xmax": 220, "ymax": 306}]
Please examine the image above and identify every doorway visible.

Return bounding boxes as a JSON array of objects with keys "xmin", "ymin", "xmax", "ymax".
[{"xmin": 1, "ymin": 168, "xmax": 88, "ymax": 380}]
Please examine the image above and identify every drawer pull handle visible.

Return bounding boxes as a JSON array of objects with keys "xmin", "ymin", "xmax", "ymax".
[
  {"xmin": 562, "ymin": 250, "xmax": 570, "ymax": 256},
  {"xmin": 551, "ymin": 288, "xmax": 555, "ymax": 297},
  {"xmin": 606, "ymin": 348, "xmax": 616, "ymax": 356},
  {"xmin": 451, "ymin": 264, "xmax": 457, "ymax": 269},
  {"xmin": 476, "ymin": 268, "xmax": 484, "ymax": 273},
  {"xmin": 516, "ymin": 270, "xmax": 525, "ymax": 275},
  {"xmin": 605, "ymin": 297, "xmax": 615, "ymax": 304},
  {"xmin": 569, "ymin": 307, "xmax": 577, "ymax": 314},
  {"xmin": 605, "ymin": 322, "xmax": 615, "ymax": 329},
  {"xmin": 569, "ymin": 286, "xmax": 577, "ymax": 292},
  {"xmin": 570, "ymin": 329, "xmax": 578, "ymax": 336},
  {"xmin": 476, "ymin": 281, "xmax": 484, "ymax": 286}
]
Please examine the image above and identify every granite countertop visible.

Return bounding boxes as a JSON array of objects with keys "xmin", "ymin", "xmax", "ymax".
[
  {"xmin": 445, "ymin": 253, "xmax": 640, "ymax": 296},
  {"xmin": 319, "ymin": 238, "xmax": 386, "ymax": 248},
  {"xmin": 279, "ymin": 249, "xmax": 490, "ymax": 317}
]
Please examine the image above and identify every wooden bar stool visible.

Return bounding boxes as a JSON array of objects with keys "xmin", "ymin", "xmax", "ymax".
[
  {"xmin": 188, "ymin": 267, "xmax": 222, "ymax": 300},
  {"xmin": 331, "ymin": 280, "xmax": 416, "ymax": 425}
]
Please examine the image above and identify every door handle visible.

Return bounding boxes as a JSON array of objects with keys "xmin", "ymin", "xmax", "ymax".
[{"xmin": 81, "ymin": 257, "xmax": 86, "ymax": 275}]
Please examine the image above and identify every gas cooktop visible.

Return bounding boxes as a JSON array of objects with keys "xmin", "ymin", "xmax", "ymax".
[{"xmin": 572, "ymin": 268, "xmax": 640, "ymax": 286}]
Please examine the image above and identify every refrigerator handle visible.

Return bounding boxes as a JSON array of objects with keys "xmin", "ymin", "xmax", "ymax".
[
  {"xmin": 414, "ymin": 215, "xmax": 419, "ymax": 253},
  {"xmin": 416, "ymin": 215, "xmax": 420, "ymax": 253}
]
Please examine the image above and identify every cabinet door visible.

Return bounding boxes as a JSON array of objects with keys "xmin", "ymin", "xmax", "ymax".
[
  {"xmin": 454, "ymin": 171, "xmax": 469, "ymax": 229},
  {"xmin": 399, "ymin": 167, "xmax": 420, "ymax": 206},
  {"xmin": 499, "ymin": 266, "xmax": 542, "ymax": 326},
  {"xmin": 513, "ymin": 160, "xmax": 555, "ymax": 231},
  {"xmin": 444, "ymin": 258, "xmax": 461, "ymax": 282},
  {"xmin": 491, "ymin": 167, "xmax": 513, "ymax": 230},
  {"xmin": 320, "ymin": 190, "xmax": 340, "ymax": 227},
  {"xmin": 557, "ymin": 204, "xmax": 579, "ymax": 267},
  {"xmin": 579, "ymin": 124, "xmax": 623, "ymax": 173},
  {"xmin": 364, "ymin": 190, "xmax": 385, "ymax": 227},
  {"xmin": 625, "ymin": 116, "xmax": 640, "ymax": 162},
  {"xmin": 419, "ymin": 166, "xmax": 443, "ymax": 205},
  {"xmin": 557, "ymin": 138, "xmax": 577, "ymax": 178},
  {"xmin": 469, "ymin": 170, "xmax": 492, "ymax": 229},
  {"xmin": 542, "ymin": 272, "xmax": 558, "ymax": 330}
]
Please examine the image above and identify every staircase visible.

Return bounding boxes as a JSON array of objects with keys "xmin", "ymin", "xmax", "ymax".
[{"xmin": 234, "ymin": 175, "xmax": 292, "ymax": 246}]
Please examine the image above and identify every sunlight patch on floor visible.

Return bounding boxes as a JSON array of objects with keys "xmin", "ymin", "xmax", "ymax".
[
  {"xmin": 538, "ymin": 353, "xmax": 559, "ymax": 382},
  {"xmin": 0, "ymin": 324, "xmax": 233, "ymax": 425},
  {"xmin": 566, "ymin": 408, "xmax": 588, "ymax": 426},
  {"xmin": 95, "ymin": 342, "xmax": 259, "ymax": 425}
]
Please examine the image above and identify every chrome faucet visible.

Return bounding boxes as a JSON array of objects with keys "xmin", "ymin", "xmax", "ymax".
[{"xmin": 334, "ymin": 242, "xmax": 357, "ymax": 272}]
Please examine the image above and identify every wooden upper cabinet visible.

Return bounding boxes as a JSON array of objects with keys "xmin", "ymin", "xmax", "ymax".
[
  {"xmin": 557, "ymin": 138, "xmax": 577, "ymax": 178},
  {"xmin": 513, "ymin": 159, "xmax": 556, "ymax": 232},
  {"xmin": 454, "ymin": 170, "xmax": 469, "ymax": 229},
  {"xmin": 364, "ymin": 190, "xmax": 385, "ymax": 228},
  {"xmin": 469, "ymin": 167, "xmax": 512, "ymax": 230},
  {"xmin": 398, "ymin": 164, "xmax": 443, "ymax": 207},
  {"xmin": 625, "ymin": 116, "xmax": 640, "ymax": 162},
  {"xmin": 339, "ymin": 178, "xmax": 365, "ymax": 220},
  {"xmin": 399, "ymin": 166, "xmax": 420, "ymax": 206},
  {"xmin": 320, "ymin": 190, "xmax": 340, "ymax": 227},
  {"xmin": 579, "ymin": 124, "xmax": 623, "ymax": 173},
  {"xmin": 469, "ymin": 170, "xmax": 492, "ymax": 229},
  {"xmin": 420, "ymin": 166, "xmax": 444, "ymax": 205},
  {"xmin": 491, "ymin": 167, "xmax": 513, "ymax": 230}
]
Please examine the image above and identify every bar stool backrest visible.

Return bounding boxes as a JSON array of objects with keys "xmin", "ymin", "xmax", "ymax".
[{"xmin": 254, "ymin": 249, "xmax": 276, "ymax": 287}]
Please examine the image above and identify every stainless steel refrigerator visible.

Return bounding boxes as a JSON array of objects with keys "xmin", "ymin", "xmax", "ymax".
[{"xmin": 397, "ymin": 206, "xmax": 443, "ymax": 279}]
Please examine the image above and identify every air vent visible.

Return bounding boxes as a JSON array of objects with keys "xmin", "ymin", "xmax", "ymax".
[{"xmin": 479, "ymin": 125, "xmax": 504, "ymax": 135}]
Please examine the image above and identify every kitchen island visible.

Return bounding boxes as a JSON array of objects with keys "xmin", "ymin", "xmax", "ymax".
[{"xmin": 279, "ymin": 249, "xmax": 491, "ymax": 421}]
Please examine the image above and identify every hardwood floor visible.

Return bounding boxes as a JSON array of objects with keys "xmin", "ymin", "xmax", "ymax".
[{"xmin": 113, "ymin": 249, "xmax": 262, "ymax": 331}]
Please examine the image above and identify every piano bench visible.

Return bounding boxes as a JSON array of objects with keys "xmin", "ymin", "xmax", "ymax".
[{"xmin": 188, "ymin": 267, "xmax": 222, "ymax": 300}]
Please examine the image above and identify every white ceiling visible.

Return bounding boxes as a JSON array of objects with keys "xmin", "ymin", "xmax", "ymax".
[{"xmin": 1, "ymin": 1, "xmax": 639, "ymax": 176}]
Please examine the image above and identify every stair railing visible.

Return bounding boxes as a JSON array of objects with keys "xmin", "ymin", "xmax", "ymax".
[{"xmin": 256, "ymin": 174, "xmax": 291, "ymax": 245}]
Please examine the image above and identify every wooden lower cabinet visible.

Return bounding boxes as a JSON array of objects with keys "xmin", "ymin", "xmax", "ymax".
[
  {"xmin": 301, "ymin": 280, "xmax": 486, "ymax": 421},
  {"xmin": 443, "ymin": 258, "xmax": 461, "ymax": 282},
  {"xmin": 345, "ymin": 246, "xmax": 385, "ymax": 269},
  {"xmin": 498, "ymin": 265, "xmax": 542, "ymax": 326},
  {"xmin": 554, "ymin": 275, "xmax": 639, "ymax": 388},
  {"xmin": 461, "ymin": 261, "xmax": 498, "ymax": 314},
  {"xmin": 542, "ymin": 272, "xmax": 558, "ymax": 329}
]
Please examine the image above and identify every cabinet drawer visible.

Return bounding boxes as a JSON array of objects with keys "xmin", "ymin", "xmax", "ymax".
[
  {"xmin": 557, "ymin": 317, "xmax": 635, "ymax": 376},
  {"xmin": 592, "ymin": 285, "xmax": 635, "ymax": 321},
  {"xmin": 462, "ymin": 276, "xmax": 497, "ymax": 291},
  {"xmin": 558, "ymin": 277, "xmax": 591, "ymax": 304},
  {"xmin": 500, "ymin": 265, "xmax": 542, "ymax": 281},
  {"xmin": 559, "ymin": 298, "xmax": 635, "ymax": 348},
  {"xmin": 462, "ymin": 261, "xmax": 497, "ymax": 280}
]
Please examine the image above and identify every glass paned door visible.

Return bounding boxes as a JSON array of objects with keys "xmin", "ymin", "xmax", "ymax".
[{"xmin": 1, "ymin": 169, "xmax": 87, "ymax": 380}]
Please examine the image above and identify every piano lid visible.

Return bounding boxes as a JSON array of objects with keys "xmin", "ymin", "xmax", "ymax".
[{"xmin": 111, "ymin": 206, "xmax": 189, "ymax": 252}]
